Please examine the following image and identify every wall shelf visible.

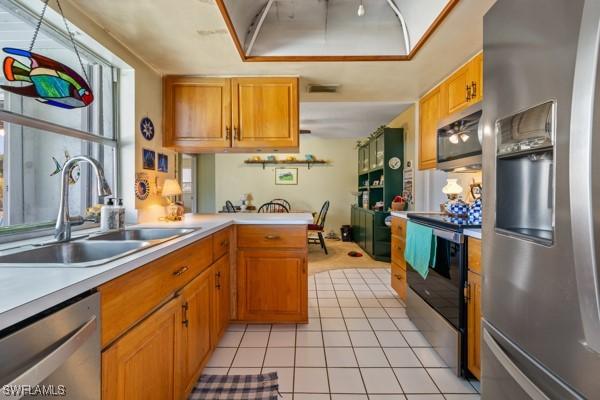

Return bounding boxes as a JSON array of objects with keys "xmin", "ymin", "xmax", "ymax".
[{"xmin": 244, "ymin": 159, "xmax": 328, "ymax": 170}]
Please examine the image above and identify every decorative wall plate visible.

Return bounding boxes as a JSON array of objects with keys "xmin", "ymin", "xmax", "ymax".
[
  {"xmin": 135, "ymin": 175, "xmax": 150, "ymax": 200},
  {"xmin": 140, "ymin": 117, "xmax": 155, "ymax": 141}
]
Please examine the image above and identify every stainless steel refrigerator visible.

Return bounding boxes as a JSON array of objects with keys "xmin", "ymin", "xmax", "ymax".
[{"xmin": 482, "ymin": 0, "xmax": 600, "ymax": 398}]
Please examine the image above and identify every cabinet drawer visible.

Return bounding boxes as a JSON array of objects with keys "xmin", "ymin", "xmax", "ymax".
[
  {"xmin": 213, "ymin": 227, "xmax": 231, "ymax": 261},
  {"xmin": 391, "ymin": 217, "xmax": 407, "ymax": 239},
  {"xmin": 391, "ymin": 235, "xmax": 406, "ymax": 265},
  {"xmin": 99, "ymin": 236, "xmax": 213, "ymax": 347},
  {"xmin": 237, "ymin": 225, "xmax": 307, "ymax": 249},
  {"xmin": 391, "ymin": 263, "xmax": 407, "ymax": 301}
]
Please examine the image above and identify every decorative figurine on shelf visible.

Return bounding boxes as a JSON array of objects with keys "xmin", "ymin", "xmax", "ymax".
[{"xmin": 305, "ymin": 154, "xmax": 315, "ymax": 161}]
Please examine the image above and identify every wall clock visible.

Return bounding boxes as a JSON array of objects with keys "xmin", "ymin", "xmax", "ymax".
[
  {"xmin": 140, "ymin": 117, "xmax": 155, "ymax": 141},
  {"xmin": 388, "ymin": 157, "xmax": 402, "ymax": 170}
]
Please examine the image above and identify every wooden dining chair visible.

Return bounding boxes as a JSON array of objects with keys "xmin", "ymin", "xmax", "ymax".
[
  {"xmin": 271, "ymin": 198, "xmax": 291, "ymax": 211},
  {"xmin": 225, "ymin": 200, "xmax": 237, "ymax": 213},
  {"xmin": 308, "ymin": 201, "xmax": 330, "ymax": 254},
  {"xmin": 258, "ymin": 202, "xmax": 289, "ymax": 213}
]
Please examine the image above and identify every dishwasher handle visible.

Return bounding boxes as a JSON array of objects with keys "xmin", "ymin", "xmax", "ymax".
[{"xmin": 0, "ymin": 316, "xmax": 97, "ymax": 399}]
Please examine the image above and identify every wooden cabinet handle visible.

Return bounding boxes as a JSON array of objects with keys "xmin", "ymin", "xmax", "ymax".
[
  {"xmin": 182, "ymin": 302, "xmax": 189, "ymax": 327},
  {"xmin": 464, "ymin": 283, "xmax": 471, "ymax": 303},
  {"xmin": 216, "ymin": 271, "xmax": 221, "ymax": 289},
  {"xmin": 471, "ymin": 81, "xmax": 477, "ymax": 98},
  {"xmin": 265, "ymin": 234, "xmax": 280, "ymax": 240},
  {"xmin": 220, "ymin": 239, "xmax": 229, "ymax": 247},
  {"xmin": 173, "ymin": 266, "xmax": 189, "ymax": 277},
  {"xmin": 466, "ymin": 84, "xmax": 472, "ymax": 101},
  {"xmin": 233, "ymin": 126, "xmax": 240, "ymax": 141},
  {"xmin": 394, "ymin": 274, "xmax": 403, "ymax": 280},
  {"xmin": 225, "ymin": 126, "xmax": 231, "ymax": 141}
]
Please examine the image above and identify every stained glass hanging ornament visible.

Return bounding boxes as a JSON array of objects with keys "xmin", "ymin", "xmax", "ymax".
[{"xmin": 1, "ymin": 0, "xmax": 94, "ymax": 109}]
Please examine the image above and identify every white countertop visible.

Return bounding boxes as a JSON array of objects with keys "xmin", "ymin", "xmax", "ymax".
[
  {"xmin": 0, "ymin": 213, "xmax": 312, "ymax": 331},
  {"xmin": 390, "ymin": 211, "xmax": 482, "ymax": 239}
]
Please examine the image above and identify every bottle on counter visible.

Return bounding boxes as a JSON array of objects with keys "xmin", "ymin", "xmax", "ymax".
[
  {"xmin": 116, "ymin": 198, "xmax": 125, "ymax": 228},
  {"xmin": 100, "ymin": 198, "xmax": 118, "ymax": 231}
]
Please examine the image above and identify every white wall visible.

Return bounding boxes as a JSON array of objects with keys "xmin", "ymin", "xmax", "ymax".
[{"xmin": 214, "ymin": 136, "xmax": 357, "ymax": 233}]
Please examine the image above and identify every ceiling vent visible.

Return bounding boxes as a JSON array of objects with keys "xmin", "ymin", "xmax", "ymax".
[{"xmin": 307, "ymin": 84, "xmax": 340, "ymax": 94}]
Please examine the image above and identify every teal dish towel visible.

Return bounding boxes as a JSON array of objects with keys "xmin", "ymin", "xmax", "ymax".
[{"xmin": 404, "ymin": 221, "xmax": 437, "ymax": 279}]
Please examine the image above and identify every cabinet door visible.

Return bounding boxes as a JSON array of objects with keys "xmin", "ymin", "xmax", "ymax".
[
  {"xmin": 180, "ymin": 267, "xmax": 213, "ymax": 396},
  {"xmin": 237, "ymin": 249, "xmax": 307, "ymax": 322},
  {"xmin": 365, "ymin": 212, "xmax": 374, "ymax": 254},
  {"xmin": 231, "ymin": 77, "xmax": 299, "ymax": 150},
  {"xmin": 102, "ymin": 297, "xmax": 181, "ymax": 400},
  {"xmin": 469, "ymin": 53, "xmax": 483, "ymax": 103},
  {"xmin": 212, "ymin": 255, "xmax": 230, "ymax": 346},
  {"xmin": 376, "ymin": 134, "xmax": 385, "ymax": 168},
  {"xmin": 363, "ymin": 145, "xmax": 370, "ymax": 172},
  {"xmin": 467, "ymin": 271, "xmax": 482, "ymax": 380},
  {"xmin": 163, "ymin": 77, "xmax": 231, "ymax": 151},
  {"xmin": 369, "ymin": 138, "xmax": 377, "ymax": 170},
  {"xmin": 419, "ymin": 87, "xmax": 440, "ymax": 170},
  {"xmin": 443, "ymin": 62, "xmax": 472, "ymax": 115},
  {"xmin": 391, "ymin": 262, "xmax": 407, "ymax": 301}
]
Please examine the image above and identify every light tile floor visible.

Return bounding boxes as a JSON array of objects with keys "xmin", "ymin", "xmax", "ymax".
[{"xmin": 203, "ymin": 268, "xmax": 480, "ymax": 400}]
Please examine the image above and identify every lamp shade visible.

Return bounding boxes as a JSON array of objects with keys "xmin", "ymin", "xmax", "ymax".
[
  {"xmin": 162, "ymin": 179, "xmax": 182, "ymax": 197},
  {"xmin": 442, "ymin": 178, "xmax": 463, "ymax": 195}
]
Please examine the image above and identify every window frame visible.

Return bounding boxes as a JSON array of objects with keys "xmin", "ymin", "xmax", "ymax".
[{"xmin": 0, "ymin": 0, "xmax": 121, "ymax": 242}]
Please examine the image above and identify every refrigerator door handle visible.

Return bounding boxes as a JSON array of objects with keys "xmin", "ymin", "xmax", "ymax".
[
  {"xmin": 569, "ymin": 0, "xmax": 600, "ymax": 355},
  {"xmin": 483, "ymin": 329, "xmax": 551, "ymax": 400}
]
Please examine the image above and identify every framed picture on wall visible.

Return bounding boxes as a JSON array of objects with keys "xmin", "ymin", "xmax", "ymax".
[
  {"xmin": 157, "ymin": 153, "xmax": 168, "ymax": 173},
  {"xmin": 275, "ymin": 168, "xmax": 298, "ymax": 185},
  {"xmin": 142, "ymin": 149, "xmax": 156, "ymax": 170}
]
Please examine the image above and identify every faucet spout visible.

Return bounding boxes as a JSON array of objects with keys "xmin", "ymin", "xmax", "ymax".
[{"xmin": 55, "ymin": 156, "xmax": 112, "ymax": 242}]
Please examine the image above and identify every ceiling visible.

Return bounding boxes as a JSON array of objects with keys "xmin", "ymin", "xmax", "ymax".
[
  {"xmin": 60, "ymin": 0, "xmax": 495, "ymax": 136},
  {"xmin": 300, "ymin": 102, "xmax": 410, "ymax": 138}
]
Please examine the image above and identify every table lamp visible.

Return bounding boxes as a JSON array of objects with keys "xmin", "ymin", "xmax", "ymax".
[{"xmin": 162, "ymin": 179, "xmax": 183, "ymax": 221}]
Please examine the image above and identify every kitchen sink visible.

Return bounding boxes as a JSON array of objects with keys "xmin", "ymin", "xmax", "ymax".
[
  {"xmin": 0, "ymin": 241, "xmax": 151, "ymax": 268},
  {"xmin": 88, "ymin": 228, "xmax": 195, "ymax": 242}
]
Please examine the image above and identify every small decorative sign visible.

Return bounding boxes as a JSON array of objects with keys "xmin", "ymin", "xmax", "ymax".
[{"xmin": 275, "ymin": 168, "xmax": 298, "ymax": 185}]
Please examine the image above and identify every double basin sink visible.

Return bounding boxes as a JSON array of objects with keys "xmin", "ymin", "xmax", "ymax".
[{"xmin": 0, "ymin": 228, "xmax": 196, "ymax": 268}]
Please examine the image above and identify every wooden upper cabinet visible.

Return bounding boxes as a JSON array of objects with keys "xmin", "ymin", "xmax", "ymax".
[
  {"xmin": 102, "ymin": 296, "xmax": 181, "ymax": 400},
  {"xmin": 419, "ymin": 87, "xmax": 440, "ymax": 170},
  {"xmin": 440, "ymin": 53, "xmax": 484, "ymax": 116},
  {"xmin": 231, "ymin": 77, "xmax": 299, "ymax": 151},
  {"xmin": 164, "ymin": 77, "xmax": 232, "ymax": 151}
]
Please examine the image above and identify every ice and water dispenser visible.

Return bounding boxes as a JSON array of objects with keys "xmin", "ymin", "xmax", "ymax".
[{"xmin": 495, "ymin": 101, "xmax": 555, "ymax": 245}]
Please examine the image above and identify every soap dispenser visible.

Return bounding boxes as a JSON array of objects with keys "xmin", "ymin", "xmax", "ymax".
[
  {"xmin": 100, "ymin": 198, "xmax": 117, "ymax": 231},
  {"xmin": 116, "ymin": 198, "xmax": 125, "ymax": 229}
]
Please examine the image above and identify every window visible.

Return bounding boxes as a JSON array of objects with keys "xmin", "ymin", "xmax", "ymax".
[{"xmin": 0, "ymin": 1, "xmax": 118, "ymax": 235}]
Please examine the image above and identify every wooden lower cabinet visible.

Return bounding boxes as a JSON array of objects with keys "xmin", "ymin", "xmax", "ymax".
[
  {"xmin": 237, "ymin": 249, "xmax": 307, "ymax": 322},
  {"xmin": 102, "ymin": 296, "xmax": 182, "ymax": 400},
  {"xmin": 467, "ymin": 270, "xmax": 482, "ymax": 379},
  {"xmin": 180, "ymin": 267, "xmax": 214, "ymax": 397},
  {"xmin": 212, "ymin": 254, "xmax": 230, "ymax": 345},
  {"xmin": 391, "ymin": 262, "xmax": 407, "ymax": 301}
]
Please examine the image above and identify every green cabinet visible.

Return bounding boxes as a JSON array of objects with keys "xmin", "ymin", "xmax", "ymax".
[{"xmin": 352, "ymin": 127, "xmax": 404, "ymax": 262}]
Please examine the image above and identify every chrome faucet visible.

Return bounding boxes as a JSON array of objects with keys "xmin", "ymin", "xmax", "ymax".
[{"xmin": 55, "ymin": 156, "xmax": 112, "ymax": 242}]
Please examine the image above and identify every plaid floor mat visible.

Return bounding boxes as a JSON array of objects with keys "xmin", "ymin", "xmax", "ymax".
[{"xmin": 189, "ymin": 372, "xmax": 279, "ymax": 400}]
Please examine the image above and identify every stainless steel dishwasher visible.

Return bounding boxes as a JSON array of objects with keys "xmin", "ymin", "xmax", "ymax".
[{"xmin": 0, "ymin": 292, "xmax": 100, "ymax": 400}]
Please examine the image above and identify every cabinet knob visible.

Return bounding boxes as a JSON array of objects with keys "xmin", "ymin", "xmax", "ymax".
[
  {"xmin": 220, "ymin": 239, "xmax": 229, "ymax": 247},
  {"xmin": 265, "ymin": 234, "xmax": 281, "ymax": 240},
  {"xmin": 225, "ymin": 126, "xmax": 231, "ymax": 141},
  {"xmin": 182, "ymin": 302, "xmax": 189, "ymax": 327},
  {"xmin": 471, "ymin": 81, "xmax": 477, "ymax": 98},
  {"xmin": 466, "ymin": 84, "xmax": 472, "ymax": 101},
  {"xmin": 173, "ymin": 266, "xmax": 189, "ymax": 277}
]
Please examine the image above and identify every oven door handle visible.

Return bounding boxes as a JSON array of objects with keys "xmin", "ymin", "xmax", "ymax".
[
  {"xmin": 0, "ymin": 316, "xmax": 97, "ymax": 399},
  {"xmin": 432, "ymin": 228, "xmax": 463, "ymax": 244}
]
